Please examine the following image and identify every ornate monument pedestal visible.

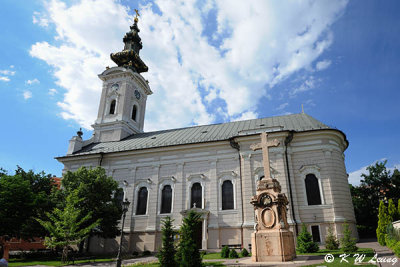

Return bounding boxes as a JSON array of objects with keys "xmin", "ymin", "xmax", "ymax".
[
  {"xmin": 251, "ymin": 229, "xmax": 295, "ymax": 261},
  {"xmin": 250, "ymin": 133, "xmax": 296, "ymax": 262}
]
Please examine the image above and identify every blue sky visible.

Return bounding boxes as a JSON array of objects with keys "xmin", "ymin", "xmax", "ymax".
[{"xmin": 0, "ymin": 0, "xmax": 399, "ymax": 184}]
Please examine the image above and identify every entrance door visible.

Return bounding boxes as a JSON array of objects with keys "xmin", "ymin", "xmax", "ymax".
[
  {"xmin": 311, "ymin": 225, "xmax": 321, "ymax": 243},
  {"xmin": 194, "ymin": 220, "xmax": 202, "ymax": 249}
]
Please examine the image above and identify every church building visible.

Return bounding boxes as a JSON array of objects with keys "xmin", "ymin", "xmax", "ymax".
[{"xmin": 56, "ymin": 16, "xmax": 357, "ymax": 254}]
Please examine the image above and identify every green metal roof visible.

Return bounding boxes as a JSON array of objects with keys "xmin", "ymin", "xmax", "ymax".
[{"xmin": 69, "ymin": 113, "xmax": 332, "ymax": 156}]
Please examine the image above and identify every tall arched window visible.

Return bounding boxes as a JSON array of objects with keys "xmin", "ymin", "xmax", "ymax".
[
  {"xmin": 109, "ymin": 99, "xmax": 116, "ymax": 114},
  {"xmin": 131, "ymin": 105, "xmax": 137, "ymax": 121},
  {"xmin": 136, "ymin": 187, "xmax": 148, "ymax": 215},
  {"xmin": 160, "ymin": 185, "xmax": 172, "ymax": 214},
  {"xmin": 222, "ymin": 180, "xmax": 234, "ymax": 210},
  {"xmin": 305, "ymin": 174, "xmax": 322, "ymax": 205},
  {"xmin": 191, "ymin": 183, "xmax": 202, "ymax": 209}
]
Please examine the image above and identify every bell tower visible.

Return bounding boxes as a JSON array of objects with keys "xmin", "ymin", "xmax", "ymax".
[{"xmin": 93, "ymin": 12, "xmax": 152, "ymax": 142}]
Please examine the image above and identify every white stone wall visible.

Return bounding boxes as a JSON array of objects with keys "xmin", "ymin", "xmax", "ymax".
[{"xmin": 58, "ymin": 129, "xmax": 357, "ymax": 253}]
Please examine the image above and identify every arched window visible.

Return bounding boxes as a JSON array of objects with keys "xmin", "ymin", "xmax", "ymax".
[
  {"xmin": 131, "ymin": 105, "xmax": 137, "ymax": 121},
  {"xmin": 136, "ymin": 187, "xmax": 148, "ymax": 215},
  {"xmin": 109, "ymin": 99, "xmax": 116, "ymax": 114},
  {"xmin": 305, "ymin": 174, "xmax": 322, "ymax": 205},
  {"xmin": 191, "ymin": 183, "xmax": 202, "ymax": 209},
  {"xmin": 160, "ymin": 185, "xmax": 172, "ymax": 214},
  {"xmin": 222, "ymin": 180, "xmax": 234, "ymax": 210}
]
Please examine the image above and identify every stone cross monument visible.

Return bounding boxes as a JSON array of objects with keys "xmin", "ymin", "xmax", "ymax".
[{"xmin": 250, "ymin": 132, "xmax": 296, "ymax": 262}]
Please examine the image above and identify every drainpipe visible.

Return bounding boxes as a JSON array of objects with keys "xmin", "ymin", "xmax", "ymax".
[
  {"xmin": 229, "ymin": 138, "xmax": 244, "ymax": 248},
  {"xmin": 284, "ymin": 131, "xmax": 298, "ymax": 235},
  {"xmin": 99, "ymin": 152, "xmax": 104, "ymax": 166}
]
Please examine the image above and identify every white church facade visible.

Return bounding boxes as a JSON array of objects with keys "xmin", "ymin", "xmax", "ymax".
[{"xmin": 57, "ymin": 17, "xmax": 357, "ymax": 253}]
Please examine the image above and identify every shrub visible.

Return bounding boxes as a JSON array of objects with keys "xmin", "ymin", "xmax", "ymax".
[
  {"xmin": 131, "ymin": 251, "xmax": 139, "ymax": 257},
  {"xmin": 221, "ymin": 246, "xmax": 229, "ymax": 258},
  {"xmin": 341, "ymin": 223, "xmax": 358, "ymax": 253},
  {"xmin": 240, "ymin": 248, "xmax": 249, "ymax": 257},
  {"xmin": 158, "ymin": 217, "xmax": 177, "ymax": 267},
  {"xmin": 228, "ymin": 249, "xmax": 238, "ymax": 258},
  {"xmin": 377, "ymin": 201, "xmax": 389, "ymax": 246},
  {"xmin": 394, "ymin": 241, "xmax": 400, "ymax": 257},
  {"xmin": 325, "ymin": 226, "xmax": 340, "ymax": 250},
  {"xmin": 176, "ymin": 210, "xmax": 202, "ymax": 267},
  {"xmin": 296, "ymin": 224, "xmax": 319, "ymax": 253}
]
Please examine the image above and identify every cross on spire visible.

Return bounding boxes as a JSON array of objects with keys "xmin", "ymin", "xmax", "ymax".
[
  {"xmin": 134, "ymin": 9, "xmax": 140, "ymax": 22},
  {"xmin": 250, "ymin": 132, "xmax": 280, "ymax": 179}
]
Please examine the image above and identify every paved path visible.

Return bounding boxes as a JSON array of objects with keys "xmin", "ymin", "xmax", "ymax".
[
  {"xmin": 30, "ymin": 240, "xmax": 399, "ymax": 267},
  {"xmin": 357, "ymin": 240, "xmax": 399, "ymax": 267}
]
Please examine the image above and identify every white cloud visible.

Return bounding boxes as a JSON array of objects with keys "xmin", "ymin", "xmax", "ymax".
[
  {"xmin": 232, "ymin": 111, "xmax": 258, "ymax": 122},
  {"xmin": 30, "ymin": 0, "xmax": 348, "ymax": 131},
  {"xmin": 276, "ymin": 102, "xmax": 289, "ymax": 111},
  {"xmin": 49, "ymin": 88, "xmax": 58, "ymax": 95},
  {"xmin": 23, "ymin": 90, "xmax": 33, "ymax": 100},
  {"xmin": 348, "ymin": 158, "xmax": 398, "ymax": 186},
  {"xmin": 0, "ymin": 68, "xmax": 16, "ymax": 82},
  {"xmin": 26, "ymin": 78, "xmax": 40, "ymax": 85},
  {"xmin": 316, "ymin": 59, "xmax": 331, "ymax": 71},
  {"xmin": 32, "ymin": 11, "xmax": 49, "ymax": 27},
  {"xmin": 291, "ymin": 76, "xmax": 320, "ymax": 96}
]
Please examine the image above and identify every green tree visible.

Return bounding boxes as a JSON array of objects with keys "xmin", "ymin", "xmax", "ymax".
[
  {"xmin": 398, "ymin": 199, "xmax": 400, "ymax": 221},
  {"xmin": 176, "ymin": 211, "xmax": 202, "ymax": 267},
  {"xmin": 388, "ymin": 199, "xmax": 397, "ymax": 222},
  {"xmin": 158, "ymin": 217, "xmax": 177, "ymax": 267},
  {"xmin": 229, "ymin": 249, "xmax": 238, "ymax": 258},
  {"xmin": 61, "ymin": 167, "xmax": 123, "ymax": 250},
  {"xmin": 376, "ymin": 201, "xmax": 389, "ymax": 245},
  {"xmin": 0, "ymin": 167, "xmax": 57, "ymax": 240},
  {"xmin": 0, "ymin": 173, "xmax": 34, "ymax": 238},
  {"xmin": 340, "ymin": 223, "xmax": 358, "ymax": 253},
  {"xmin": 296, "ymin": 224, "xmax": 319, "ymax": 253},
  {"xmin": 325, "ymin": 226, "xmax": 339, "ymax": 250},
  {"xmin": 37, "ymin": 190, "xmax": 100, "ymax": 263},
  {"xmin": 221, "ymin": 246, "xmax": 229, "ymax": 258},
  {"xmin": 350, "ymin": 161, "xmax": 400, "ymax": 238}
]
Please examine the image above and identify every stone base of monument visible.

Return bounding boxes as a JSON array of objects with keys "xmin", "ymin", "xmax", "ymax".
[{"xmin": 251, "ymin": 229, "xmax": 296, "ymax": 262}]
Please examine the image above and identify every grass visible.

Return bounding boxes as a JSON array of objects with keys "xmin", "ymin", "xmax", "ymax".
[
  {"xmin": 202, "ymin": 252, "xmax": 248, "ymax": 260},
  {"xmin": 8, "ymin": 257, "xmax": 114, "ymax": 266},
  {"xmin": 125, "ymin": 261, "xmax": 225, "ymax": 267},
  {"xmin": 300, "ymin": 248, "xmax": 377, "ymax": 267}
]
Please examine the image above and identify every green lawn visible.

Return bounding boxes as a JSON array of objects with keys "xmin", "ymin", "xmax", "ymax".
[
  {"xmin": 125, "ymin": 261, "xmax": 224, "ymax": 267},
  {"xmin": 202, "ymin": 252, "xmax": 248, "ymax": 260},
  {"xmin": 8, "ymin": 257, "xmax": 114, "ymax": 266},
  {"xmin": 300, "ymin": 248, "xmax": 377, "ymax": 267}
]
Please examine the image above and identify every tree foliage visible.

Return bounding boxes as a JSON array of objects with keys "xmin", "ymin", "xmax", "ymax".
[
  {"xmin": 176, "ymin": 211, "xmax": 202, "ymax": 267},
  {"xmin": 388, "ymin": 199, "xmax": 397, "ymax": 222},
  {"xmin": 36, "ymin": 190, "xmax": 100, "ymax": 263},
  {"xmin": 0, "ymin": 167, "xmax": 57, "ymax": 239},
  {"xmin": 340, "ymin": 223, "xmax": 358, "ymax": 253},
  {"xmin": 221, "ymin": 246, "xmax": 229, "ymax": 258},
  {"xmin": 296, "ymin": 224, "xmax": 319, "ymax": 253},
  {"xmin": 158, "ymin": 217, "xmax": 177, "ymax": 267},
  {"xmin": 350, "ymin": 161, "xmax": 400, "ymax": 237},
  {"xmin": 325, "ymin": 226, "xmax": 339, "ymax": 250},
  {"xmin": 61, "ymin": 167, "xmax": 123, "ymax": 239},
  {"xmin": 376, "ymin": 201, "xmax": 389, "ymax": 245}
]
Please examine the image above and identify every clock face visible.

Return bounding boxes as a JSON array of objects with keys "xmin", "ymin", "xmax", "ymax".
[
  {"xmin": 111, "ymin": 83, "xmax": 119, "ymax": 91},
  {"xmin": 134, "ymin": 89, "xmax": 141, "ymax": 100},
  {"xmin": 260, "ymin": 194, "xmax": 272, "ymax": 207}
]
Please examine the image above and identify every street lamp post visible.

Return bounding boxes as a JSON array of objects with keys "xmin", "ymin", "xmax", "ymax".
[{"xmin": 116, "ymin": 198, "xmax": 130, "ymax": 267}]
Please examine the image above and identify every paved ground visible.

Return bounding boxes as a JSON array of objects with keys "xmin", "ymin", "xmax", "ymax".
[{"xmin": 31, "ymin": 239, "xmax": 400, "ymax": 267}]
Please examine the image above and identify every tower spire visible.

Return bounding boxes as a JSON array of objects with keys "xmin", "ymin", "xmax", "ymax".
[{"xmin": 110, "ymin": 10, "xmax": 148, "ymax": 73}]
